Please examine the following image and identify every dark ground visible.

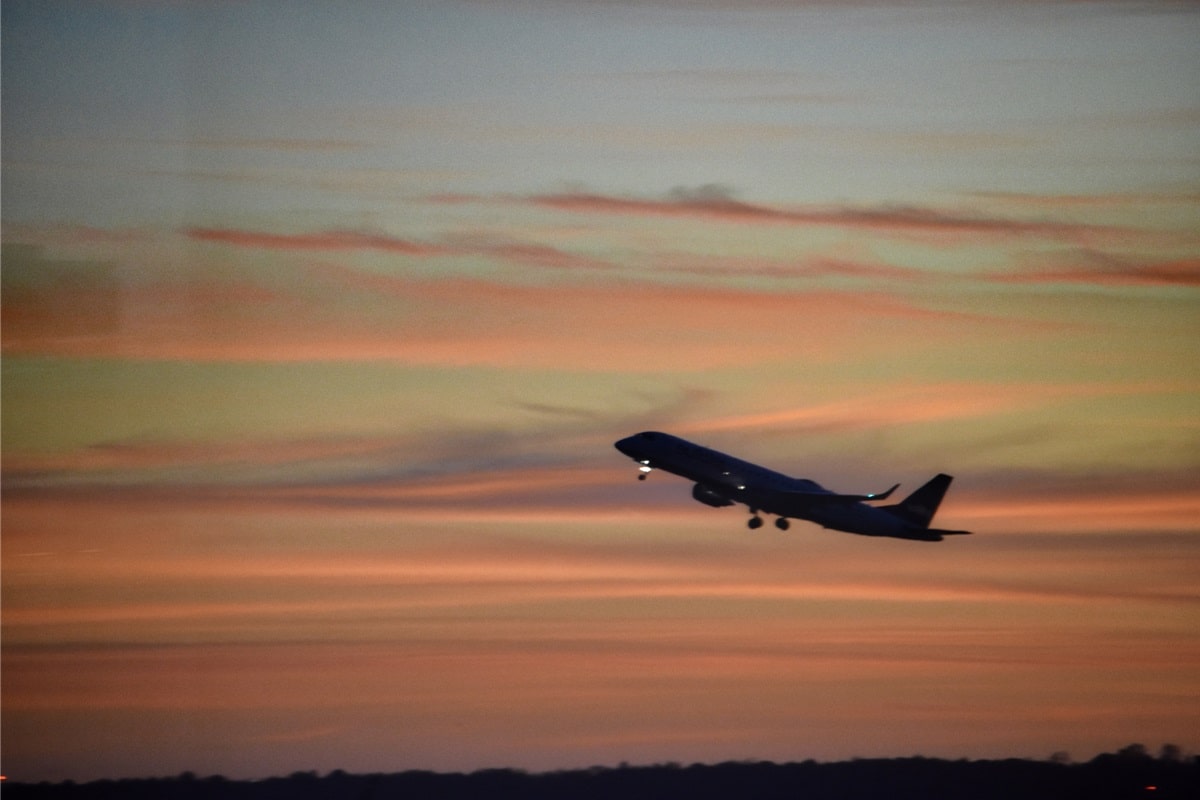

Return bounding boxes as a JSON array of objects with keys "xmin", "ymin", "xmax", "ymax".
[{"xmin": 7, "ymin": 745, "xmax": 1197, "ymax": 799}]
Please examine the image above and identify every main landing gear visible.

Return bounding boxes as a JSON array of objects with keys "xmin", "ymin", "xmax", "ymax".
[{"xmin": 747, "ymin": 512, "xmax": 791, "ymax": 531}]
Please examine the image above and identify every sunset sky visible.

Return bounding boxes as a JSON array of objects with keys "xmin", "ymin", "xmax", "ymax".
[{"xmin": 3, "ymin": 0, "xmax": 1199, "ymax": 783}]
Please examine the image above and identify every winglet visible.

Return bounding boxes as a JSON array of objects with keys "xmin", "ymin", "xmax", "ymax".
[{"xmin": 867, "ymin": 483, "xmax": 901, "ymax": 502}]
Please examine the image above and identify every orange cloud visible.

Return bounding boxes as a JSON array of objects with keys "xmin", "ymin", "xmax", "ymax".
[
  {"xmin": 7, "ymin": 478, "xmax": 1197, "ymax": 645},
  {"xmin": 678, "ymin": 384, "xmax": 1044, "ymax": 436},
  {"xmin": 677, "ymin": 379, "xmax": 1196, "ymax": 440},
  {"xmin": 2, "ymin": 257, "xmax": 1007, "ymax": 369},
  {"xmin": 650, "ymin": 252, "xmax": 933, "ymax": 283},
  {"xmin": 953, "ymin": 488, "xmax": 1200, "ymax": 534},
  {"xmin": 6, "ymin": 460, "xmax": 1198, "ymax": 780}
]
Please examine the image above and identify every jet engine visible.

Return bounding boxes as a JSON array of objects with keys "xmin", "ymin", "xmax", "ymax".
[{"xmin": 692, "ymin": 483, "xmax": 734, "ymax": 508}]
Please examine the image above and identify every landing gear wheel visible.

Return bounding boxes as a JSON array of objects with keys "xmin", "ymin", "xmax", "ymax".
[
  {"xmin": 637, "ymin": 473, "xmax": 647, "ymax": 481},
  {"xmin": 775, "ymin": 517, "xmax": 790, "ymax": 531},
  {"xmin": 748, "ymin": 516, "xmax": 764, "ymax": 530}
]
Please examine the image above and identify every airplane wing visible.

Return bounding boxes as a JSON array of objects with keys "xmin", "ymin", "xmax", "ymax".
[{"xmin": 780, "ymin": 483, "xmax": 900, "ymax": 504}]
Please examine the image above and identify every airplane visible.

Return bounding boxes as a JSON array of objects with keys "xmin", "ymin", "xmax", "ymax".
[{"xmin": 614, "ymin": 431, "xmax": 972, "ymax": 542}]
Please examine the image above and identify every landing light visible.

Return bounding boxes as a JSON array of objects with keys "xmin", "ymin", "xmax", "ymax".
[{"xmin": 639, "ymin": 464, "xmax": 652, "ymax": 473}]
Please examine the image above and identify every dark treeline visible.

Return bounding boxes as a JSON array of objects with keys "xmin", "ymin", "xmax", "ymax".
[{"xmin": 8, "ymin": 744, "xmax": 1197, "ymax": 800}]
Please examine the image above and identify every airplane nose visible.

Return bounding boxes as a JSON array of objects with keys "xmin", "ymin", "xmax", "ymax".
[{"xmin": 614, "ymin": 436, "xmax": 637, "ymax": 456}]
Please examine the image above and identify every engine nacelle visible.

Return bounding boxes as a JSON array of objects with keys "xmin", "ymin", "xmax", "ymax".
[{"xmin": 692, "ymin": 483, "xmax": 734, "ymax": 508}]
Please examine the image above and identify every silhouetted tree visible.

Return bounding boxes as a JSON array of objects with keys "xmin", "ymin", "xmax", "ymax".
[
  {"xmin": 1159, "ymin": 744, "xmax": 1183, "ymax": 763},
  {"xmin": 1116, "ymin": 743, "xmax": 1152, "ymax": 761},
  {"xmin": 6, "ymin": 746, "xmax": 1199, "ymax": 800}
]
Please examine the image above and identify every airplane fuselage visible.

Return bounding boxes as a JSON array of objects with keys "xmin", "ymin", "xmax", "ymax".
[{"xmin": 614, "ymin": 431, "xmax": 968, "ymax": 541}]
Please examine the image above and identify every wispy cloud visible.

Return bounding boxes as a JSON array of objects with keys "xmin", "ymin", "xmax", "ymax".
[
  {"xmin": 444, "ymin": 233, "xmax": 620, "ymax": 272},
  {"xmin": 184, "ymin": 222, "xmax": 942, "ymax": 284},
  {"xmin": 9, "ymin": 426, "xmax": 1199, "ymax": 537},
  {"xmin": 186, "ymin": 225, "xmax": 625, "ymax": 273},
  {"xmin": 185, "ymin": 227, "xmax": 447, "ymax": 256},
  {"xmin": 508, "ymin": 186, "xmax": 1131, "ymax": 242},
  {"xmin": 3, "ymin": 246, "xmax": 1009, "ymax": 368},
  {"xmin": 649, "ymin": 252, "xmax": 933, "ymax": 283},
  {"xmin": 6, "ymin": 0, "xmax": 1199, "ymax": 782},
  {"xmin": 676, "ymin": 382, "xmax": 1104, "ymax": 437},
  {"xmin": 180, "ymin": 137, "xmax": 366, "ymax": 152},
  {"xmin": 993, "ymin": 253, "xmax": 1200, "ymax": 288},
  {"xmin": 971, "ymin": 189, "xmax": 1200, "ymax": 210}
]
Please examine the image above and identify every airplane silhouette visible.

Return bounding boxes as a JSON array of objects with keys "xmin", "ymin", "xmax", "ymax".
[{"xmin": 615, "ymin": 431, "xmax": 971, "ymax": 542}]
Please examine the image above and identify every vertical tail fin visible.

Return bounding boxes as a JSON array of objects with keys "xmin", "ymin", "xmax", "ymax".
[{"xmin": 883, "ymin": 473, "xmax": 953, "ymax": 529}]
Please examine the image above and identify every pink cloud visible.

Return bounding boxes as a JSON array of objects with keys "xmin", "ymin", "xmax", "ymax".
[
  {"xmin": 650, "ymin": 252, "xmax": 932, "ymax": 283},
  {"xmin": 186, "ymin": 226, "xmax": 620, "ymax": 273},
  {"xmin": 515, "ymin": 188, "xmax": 1127, "ymax": 242},
  {"xmin": 185, "ymin": 227, "xmax": 447, "ymax": 256},
  {"xmin": 443, "ymin": 234, "xmax": 619, "ymax": 272},
  {"xmin": 993, "ymin": 255, "xmax": 1200, "ymax": 288},
  {"xmin": 972, "ymin": 189, "xmax": 1200, "ymax": 209}
]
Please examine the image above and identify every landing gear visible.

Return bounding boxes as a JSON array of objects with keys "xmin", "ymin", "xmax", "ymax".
[
  {"xmin": 749, "ymin": 515, "xmax": 789, "ymax": 531},
  {"xmin": 637, "ymin": 463, "xmax": 652, "ymax": 480},
  {"xmin": 637, "ymin": 473, "xmax": 647, "ymax": 481}
]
